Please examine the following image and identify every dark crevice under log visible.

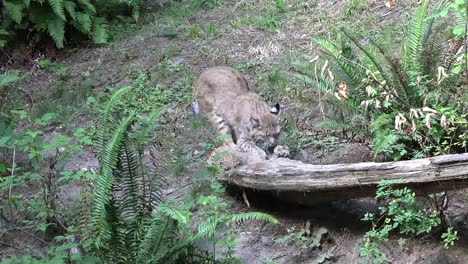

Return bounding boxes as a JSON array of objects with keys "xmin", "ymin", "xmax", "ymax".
[{"xmin": 215, "ymin": 150, "xmax": 468, "ymax": 205}]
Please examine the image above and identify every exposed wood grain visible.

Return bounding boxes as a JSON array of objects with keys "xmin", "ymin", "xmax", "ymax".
[{"xmin": 214, "ymin": 147, "xmax": 468, "ymax": 205}]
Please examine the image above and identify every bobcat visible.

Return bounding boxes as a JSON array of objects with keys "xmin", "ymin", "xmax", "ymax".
[{"xmin": 193, "ymin": 66, "xmax": 288, "ymax": 158}]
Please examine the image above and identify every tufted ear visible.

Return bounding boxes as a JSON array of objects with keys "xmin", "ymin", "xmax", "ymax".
[
  {"xmin": 270, "ymin": 103, "xmax": 280, "ymax": 115},
  {"xmin": 250, "ymin": 117, "xmax": 260, "ymax": 128}
]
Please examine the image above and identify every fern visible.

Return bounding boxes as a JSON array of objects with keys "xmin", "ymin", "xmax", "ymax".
[
  {"xmin": 3, "ymin": 0, "xmax": 25, "ymax": 24},
  {"xmin": 46, "ymin": 15, "xmax": 66, "ymax": 48},
  {"xmin": 91, "ymin": 17, "xmax": 109, "ymax": 44},
  {"xmin": 90, "ymin": 114, "xmax": 135, "ymax": 246},
  {"xmin": 314, "ymin": 38, "xmax": 364, "ymax": 85},
  {"xmin": 48, "ymin": 0, "xmax": 66, "ymax": 21},
  {"xmin": 95, "ymin": 87, "xmax": 131, "ymax": 156},
  {"xmin": 64, "ymin": 0, "xmax": 77, "ymax": 20},
  {"xmin": 404, "ymin": 0, "xmax": 430, "ymax": 76},
  {"xmin": 226, "ymin": 212, "xmax": 279, "ymax": 225},
  {"xmin": 75, "ymin": 12, "xmax": 92, "ymax": 32},
  {"xmin": 314, "ymin": 120, "xmax": 349, "ymax": 131},
  {"xmin": 77, "ymin": 0, "xmax": 96, "ymax": 13}
]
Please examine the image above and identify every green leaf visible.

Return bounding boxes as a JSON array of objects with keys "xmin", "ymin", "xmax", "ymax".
[
  {"xmin": 3, "ymin": 0, "xmax": 25, "ymax": 24},
  {"xmin": 91, "ymin": 17, "xmax": 109, "ymax": 44},
  {"xmin": 64, "ymin": 1, "xmax": 77, "ymax": 20},
  {"xmin": 77, "ymin": 0, "xmax": 96, "ymax": 13},
  {"xmin": 48, "ymin": 0, "xmax": 66, "ymax": 21},
  {"xmin": 75, "ymin": 12, "xmax": 91, "ymax": 32},
  {"xmin": 46, "ymin": 15, "xmax": 66, "ymax": 48}
]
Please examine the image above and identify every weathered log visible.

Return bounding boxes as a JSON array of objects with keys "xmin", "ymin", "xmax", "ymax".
[{"xmin": 214, "ymin": 146, "xmax": 468, "ymax": 205}]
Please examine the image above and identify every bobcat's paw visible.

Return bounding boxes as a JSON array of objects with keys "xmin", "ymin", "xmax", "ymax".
[
  {"xmin": 272, "ymin": 145, "xmax": 290, "ymax": 158},
  {"xmin": 236, "ymin": 142, "xmax": 267, "ymax": 159}
]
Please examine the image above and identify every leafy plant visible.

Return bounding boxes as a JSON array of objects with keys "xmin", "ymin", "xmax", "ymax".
[
  {"xmin": 81, "ymin": 87, "xmax": 278, "ymax": 263},
  {"xmin": 0, "ymin": 0, "xmax": 111, "ymax": 48},
  {"xmin": 313, "ymin": 0, "xmax": 467, "ymax": 160},
  {"xmin": 359, "ymin": 180, "xmax": 458, "ymax": 263}
]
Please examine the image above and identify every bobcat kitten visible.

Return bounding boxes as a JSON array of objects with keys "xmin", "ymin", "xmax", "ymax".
[{"xmin": 193, "ymin": 66, "xmax": 286, "ymax": 158}]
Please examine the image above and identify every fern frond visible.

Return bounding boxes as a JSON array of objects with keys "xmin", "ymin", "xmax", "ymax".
[
  {"xmin": 75, "ymin": 12, "xmax": 92, "ymax": 33},
  {"xmin": 0, "ymin": 71, "xmax": 21, "ymax": 87},
  {"xmin": 131, "ymin": 3, "xmax": 140, "ymax": 22},
  {"xmin": 342, "ymin": 30, "xmax": 394, "ymax": 88},
  {"xmin": 314, "ymin": 38, "xmax": 364, "ymax": 85},
  {"xmin": 137, "ymin": 216, "xmax": 179, "ymax": 263},
  {"xmin": 46, "ymin": 15, "xmax": 66, "ymax": 48},
  {"xmin": 64, "ymin": 1, "xmax": 77, "ymax": 20},
  {"xmin": 91, "ymin": 114, "xmax": 135, "ymax": 244},
  {"xmin": 0, "ymin": 30, "xmax": 8, "ymax": 47},
  {"xmin": 158, "ymin": 204, "xmax": 191, "ymax": 225},
  {"xmin": 197, "ymin": 215, "xmax": 219, "ymax": 238},
  {"xmin": 118, "ymin": 143, "xmax": 141, "ymax": 220},
  {"xmin": 226, "ymin": 212, "xmax": 279, "ymax": 225},
  {"xmin": 314, "ymin": 120, "xmax": 349, "ymax": 131},
  {"xmin": 132, "ymin": 107, "xmax": 164, "ymax": 154},
  {"xmin": 4, "ymin": 0, "xmax": 25, "ymax": 24},
  {"xmin": 369, "ymin": 39, "xmax": 411, "ymax": 103},
  {"xmin": 96, "ymin": 87, "xmax": 130, "ymax": 156},
  {"xmin": 77, "ymin": 0, "xmax": 96, "ymax": 13},
  {"xmin": 91, "ymin": 17, "xmax": 109, "ymax": 44},
  {"xmin": 404, "ymin": 0, "xmax": 429, "ymax": 75},
  {"xmin": 48, "ymin": 0, "xmax": 66, "ymax": 21}
]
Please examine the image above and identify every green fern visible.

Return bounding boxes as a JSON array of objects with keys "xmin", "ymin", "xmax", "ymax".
[
  {"xmin": 48, "ymin": 0, "xmax": 66, "ymax": 21},
  {"xmin": 3, "ymin": 0, "xmax": 25, "ymax": 24},
  {"xmin": 75, "ymin": 12, "xmax": 92, "ymax": 32},
  {"xmin": 314, "ymin": 38, "xmax": 364, "ymax": 85},
  {"xmin": 46, "ymin": 15, "xmax": 66, "ymax": 48},
  {"xmin": 92, "ymin": 17, "xmax": 109, "ymax": 44},
  {"xmin": 404, "ymin": 0, "xmax": 429, "ymax": 76},
  {"xmin": 64, "ymin": 0, "xmax": 77, "ymax": 20},
  {"xmin": 91, "ymin": 114, "xmax": 136, "ymax": 246},
  {"xmin": 77, "ymin": 0, "xmax": 96, "ymax": 13}
]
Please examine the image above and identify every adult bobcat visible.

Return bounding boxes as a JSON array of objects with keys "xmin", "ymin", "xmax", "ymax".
[{"xmin": 193, "ymin": 66, "xmax": 287, "ymax": 158}]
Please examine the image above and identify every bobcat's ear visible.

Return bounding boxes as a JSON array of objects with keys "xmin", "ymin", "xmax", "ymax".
[
  {"xmin": 250, "ymin": 117, "xmax": 260, "ymax": 128},
  {"xmin": 270, "ymin": 103, "xmax": 280, "ymax": 115}
]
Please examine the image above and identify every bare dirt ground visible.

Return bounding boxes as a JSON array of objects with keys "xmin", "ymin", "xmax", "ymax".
[{"xmin": 4, "ymin": 0, "xmax": 468, "ymax": 263}]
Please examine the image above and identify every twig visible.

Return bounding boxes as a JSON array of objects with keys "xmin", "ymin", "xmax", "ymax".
[
  {"xmin": 18, "ymin": 229, "xmax": 49, "ymax": 245},
  {"xmin": 0, "ymin": 240, "xmax": 19, "ymax": 249}
]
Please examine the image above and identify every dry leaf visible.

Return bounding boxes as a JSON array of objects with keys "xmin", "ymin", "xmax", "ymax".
[
  {"xmin": 385, "ymin": 0, "xmax": 396, "ymax": 8},
  {"xmin": 327, "ymin": 68, "xmax": 334, "ymax": 81},
  {"xmin": 321, "ymin": 60, "xmax": 328, "ymax": 76},
  {"xmin": 410, "ymin": 108, "xmax": 419, "ymax": 119},
  {"xmin": 422, "ymin": 107, "xmax": 438, "ymax": 114},
  {"xmin": 338, "ymin": 83, "xmax": 348, "ymax": 98},
  {"xmin": 310, "ymin": 55, "xmax": 319, "ymax": 63},
  {"xmin": 437, "ymin": 66, "xmax": 448, "ymax": 85},
  {"xmin": 375, "ymin": 99, "xmax": 381, "ymax": 109},
  {"xmin": 366, "ymin": 86, "xmax": 373, "ymax": 96},
  {"xmin": 334, "ymin": 92, "xmax": 342, "ymax": 101},
  {"xmin": 395, "ymin": 114, "xmax": 401, "ymax": 130},
  {"xmin": 411, "ymin": 119, "xmax": 417, "ymax": 134},
  {"xmin": 425, "ymin": 114, "xmax": 432, "ymax": 129},
  {"xmin": 440, "ymin": 115, "xmax": 448, "ymax": 129}
]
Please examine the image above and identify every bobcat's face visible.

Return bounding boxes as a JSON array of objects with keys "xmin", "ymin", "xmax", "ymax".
[{"xmin": 249, "ymin": 111, "xmax": 281, "ymax": 152}]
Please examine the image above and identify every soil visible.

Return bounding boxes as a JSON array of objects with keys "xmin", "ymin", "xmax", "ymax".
[{"xmin": 2, "ymin": 0, "xmax": 468, "ymax": 263}]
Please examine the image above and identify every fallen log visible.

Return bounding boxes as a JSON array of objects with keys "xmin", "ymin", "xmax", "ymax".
[{"xmin": 213, "ymin": 145, "xmax": 468, "ymax": 205}]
